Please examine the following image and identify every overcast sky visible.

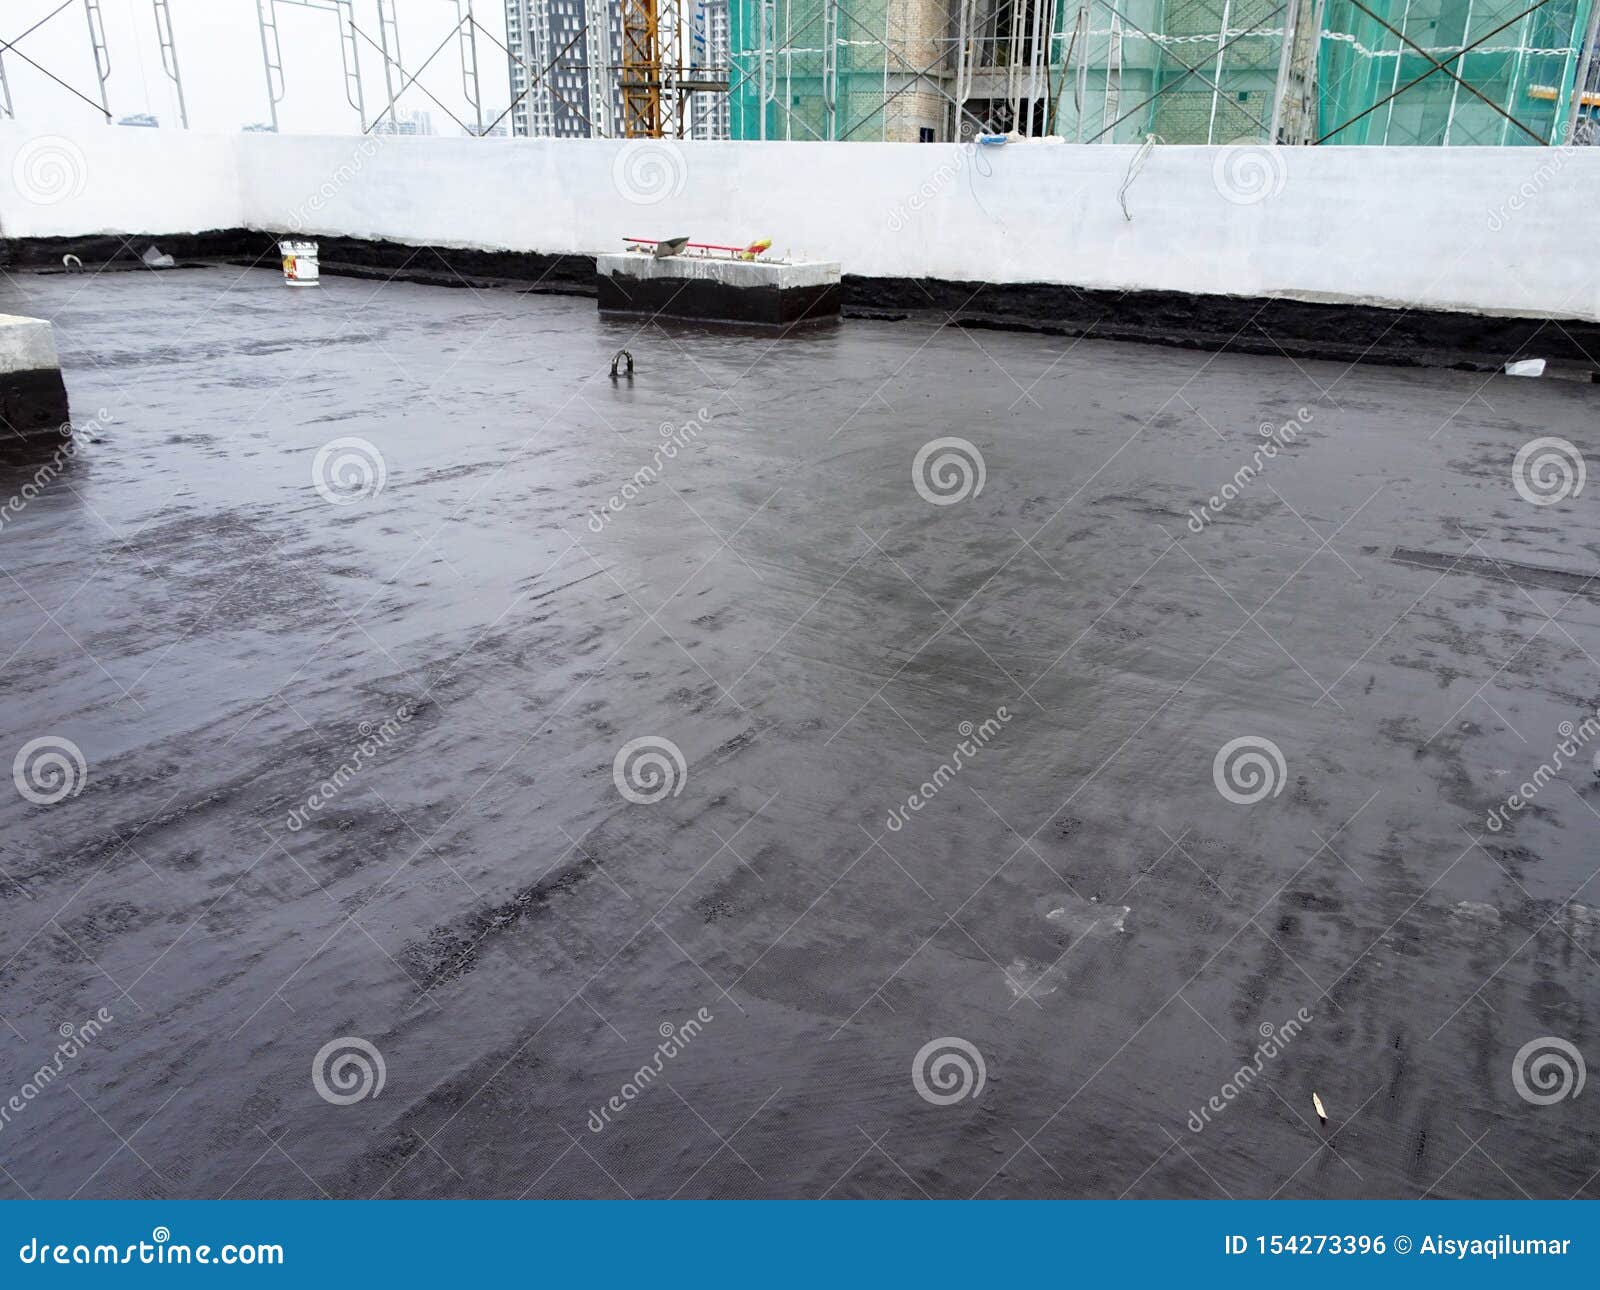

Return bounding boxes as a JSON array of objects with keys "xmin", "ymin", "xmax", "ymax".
[{"xmin": 2, "ymin": 0, "xmax": 513, "ymax": 134}]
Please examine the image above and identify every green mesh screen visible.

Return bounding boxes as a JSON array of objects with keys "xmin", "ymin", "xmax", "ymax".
[
  {"xmin": 730, "ymin": 0, "xmax": 1596, "ymax": 142},
  {"xmin": 730, "ymin": 0, "xmax": 903, "ymax": 139},
  {"xmin": 1317, "ymin": 0, "xmax": 1594, "ymax": 144}
]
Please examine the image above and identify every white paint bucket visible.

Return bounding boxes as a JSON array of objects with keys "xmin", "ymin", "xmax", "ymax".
[{"xmin": 279, "ymin": 239, "xmax": 320, "ymax": 287}]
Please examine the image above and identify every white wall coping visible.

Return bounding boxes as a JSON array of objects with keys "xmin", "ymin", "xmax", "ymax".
[
  {"xmin": 597, "ymin": 253, "xmax": 841, "ymax": 288},
  {"xmin": 0, "ymin": 313, "xmax": 62, "ymax": 375}
]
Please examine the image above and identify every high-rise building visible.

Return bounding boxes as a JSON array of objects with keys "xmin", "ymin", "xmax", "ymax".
[
  {"xmin": 373, "ymin": 108, "xmax": 436, "ymax": 136},
  {"xmin": 467, "ymin": 110, "xmax": 513, "ymax": 136},
  {"xmin": 505, "ymin": 0, "xmax": 624, "ymax": 137},
  {"xmin": 505, "ymin": 0, "xmax": 730, "ymax": 138},
  {"xmin": 690, "ymin": 0, "xmax": 731, "ymax": 139}
]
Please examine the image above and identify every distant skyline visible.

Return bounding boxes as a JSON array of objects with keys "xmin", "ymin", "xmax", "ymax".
[{"xmin": 0, "ymin": 0, "xmax": 512, "ymax": 136}]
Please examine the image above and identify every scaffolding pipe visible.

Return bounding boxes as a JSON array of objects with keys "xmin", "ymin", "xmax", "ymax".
[
  {"xmin": 1073, "ymin": 0, "xmax": 1090, "ymax": 141},
  {"xmin": 1500, "ymin": 1, "xmax": 1533, "ymax": 143},
  {"xmin": 1267, "ymin": 0, "xmax": 1299, "ymax": 141},
  {"xmin": 1378, "ymin": 0, "xmax": 1412, "ymax": 143},
  {"xmin": 758, "ymin": 0, "xmax": 775, "ymax": 137},
  {"xmin": 377, "ymin": 0, "xmax": 405, "ymax": 128},
  {"xmin": 1104, "ymin": 11, "xmax": 1122, "ymax": 139},
  {"xmin": 83, "ymin": 0, "xmax": 111, "ymax": 121},
  {"xmin": 1441, "ymin": 0, "xmax": 1475, "ymax": 143},
  {"xmin": 585, "ymin": 0, "xmax": 614, "ymax": 133},
  {"xmin": 459, "ymin": 2, "xmax": 484, "ymax": 133},
  {"xmin": 821, "ymin": 0, "xmax": 837, "ymax": 136},
  {"xmin": 955, "ymin": 0, "xmax": 974, "ymax": 119},
  {"xmin": 1007, "ymin": 0, "xmax": 1024, "ymax": 128},
  {"xmin": 152, "ymin": 0, "xmax": 188, "ymax": 128},
  {"xmin": 1206, "ymin": 0, "xmax": 1232, "ymax": 144},
  {"xmin": 257, "ymin": 0, "xmax": 283, "ymax": 131},
  {"xmin": 1566, "ymin": 0, "xmax": 1600, "ymax": 142}
]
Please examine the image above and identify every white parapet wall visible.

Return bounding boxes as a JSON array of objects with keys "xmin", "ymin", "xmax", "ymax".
[
  {"xmin": 2, "ymin": 123, "xmax": 1598, "ymax": 322},
  {"xmin": 0, "ymin": 126, "xmax": 245, "ymax": 241}
]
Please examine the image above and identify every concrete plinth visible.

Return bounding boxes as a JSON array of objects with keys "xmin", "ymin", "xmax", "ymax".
[
  {"xmin": 0, "ymin": 314, "xmax": 70, "ymax": 442},
  {"xmin": 596, "ymin": 253, "xmax": 841, "ymax": 326}
]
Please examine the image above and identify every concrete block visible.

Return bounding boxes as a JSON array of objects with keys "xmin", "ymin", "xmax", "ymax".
[
  {"xmin": 0, "ymin": 313, "xmax": 70, "ymax": 443},
  {"xmin": 596, "ymin": 253, "xmax": 841, "ymax": 326}
]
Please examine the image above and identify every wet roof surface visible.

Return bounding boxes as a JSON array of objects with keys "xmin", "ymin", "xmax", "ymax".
[{"xmin": 1, "ymin": 265, "xmax": 1597, "ymax": 1198}]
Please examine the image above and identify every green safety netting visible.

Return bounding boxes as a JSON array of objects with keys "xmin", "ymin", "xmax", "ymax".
[
  {"xmin": 729, "ymin": 0, "xmax": 900, "ymax": 140},
  {"xmin": 729, "ymin": 0, "xmax": 1595, "ymax": 143},
  {"xmin": 1317, "ymin": 0, "xmax": 1594, "ymax": 145}
]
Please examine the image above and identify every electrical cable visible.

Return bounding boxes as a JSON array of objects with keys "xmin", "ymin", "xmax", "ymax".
[{"xmin": 1117, "ymin": 133, "xmax": 1162, "ymax": 221}]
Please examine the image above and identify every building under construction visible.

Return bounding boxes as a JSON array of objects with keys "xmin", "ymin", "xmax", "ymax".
[
  {"xmin": 504, "ymin": 0, "xmax": 732, "ymax": 136},
  {"xmin": 0, "ymin": 2, "xmax": 1588, "ymax": 144},
  {"xmin": 726, "ymin": 0, "xmax": 1600, "ymax": 143}
]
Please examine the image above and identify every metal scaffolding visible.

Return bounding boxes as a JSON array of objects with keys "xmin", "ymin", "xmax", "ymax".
[
  {"xmin": 257, "ymin": 0, "xmax": 366, "ymax": 132},
  {"xmin": 0, "ymin": 0, "xmax": 1585, "ymax": 145},
  {"xmin": 728, "ymin": 0, "xmax": 1598, "ymax": 143},
  {"xmin": 252, "ymin": 0, "xmax": 487, "ymax": 134},
  {"xmin": 618, "ymin": 0, "xmax": 721, "ymax": 133},
  {"xmin": 0, "ymin": 1, "xmax": 114, "ymax": 123},
  {"xmin": 0, "ymin": 1, "xmax": 190, "ymax": 127},
  {"xmin": 152, "ymin": 0, "xmax": 189, "ymax": 127},
  {"xmin": 353, "ymin": 0, "xmax": 486, "ymax": 134},
  {"xmin": 1316, "ymin": 0, "xmax": 1593, "ymax": 144}
]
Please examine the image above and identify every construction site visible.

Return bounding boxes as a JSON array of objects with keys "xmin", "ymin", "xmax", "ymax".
[
  {"xmin": 0, "ymin": 0, "xmax": 1598, "ymax": 1211},
  {"xmin": 0, "ymin": 2, "xmax": 1594, "ymax": 144},
  {"xmin": 726, "ymin": 0, "xmax": 1600, "ymax": 143}
]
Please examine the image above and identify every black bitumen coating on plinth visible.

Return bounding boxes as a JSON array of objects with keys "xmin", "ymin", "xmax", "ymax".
[
  {"xmin": 0, "ymin": 368, "xmax": 71, "ymax": 442},
  {"xmin": 597, "ymin": 266, "xmax": 841, "ymax": 327},
  {"xmin": 0, "ymin": 265, "xmax": 1597, "ymax": 1199},
  {"xmin": 7, "ymin": 231, "xmax": 1598, "ymax": 373}
]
